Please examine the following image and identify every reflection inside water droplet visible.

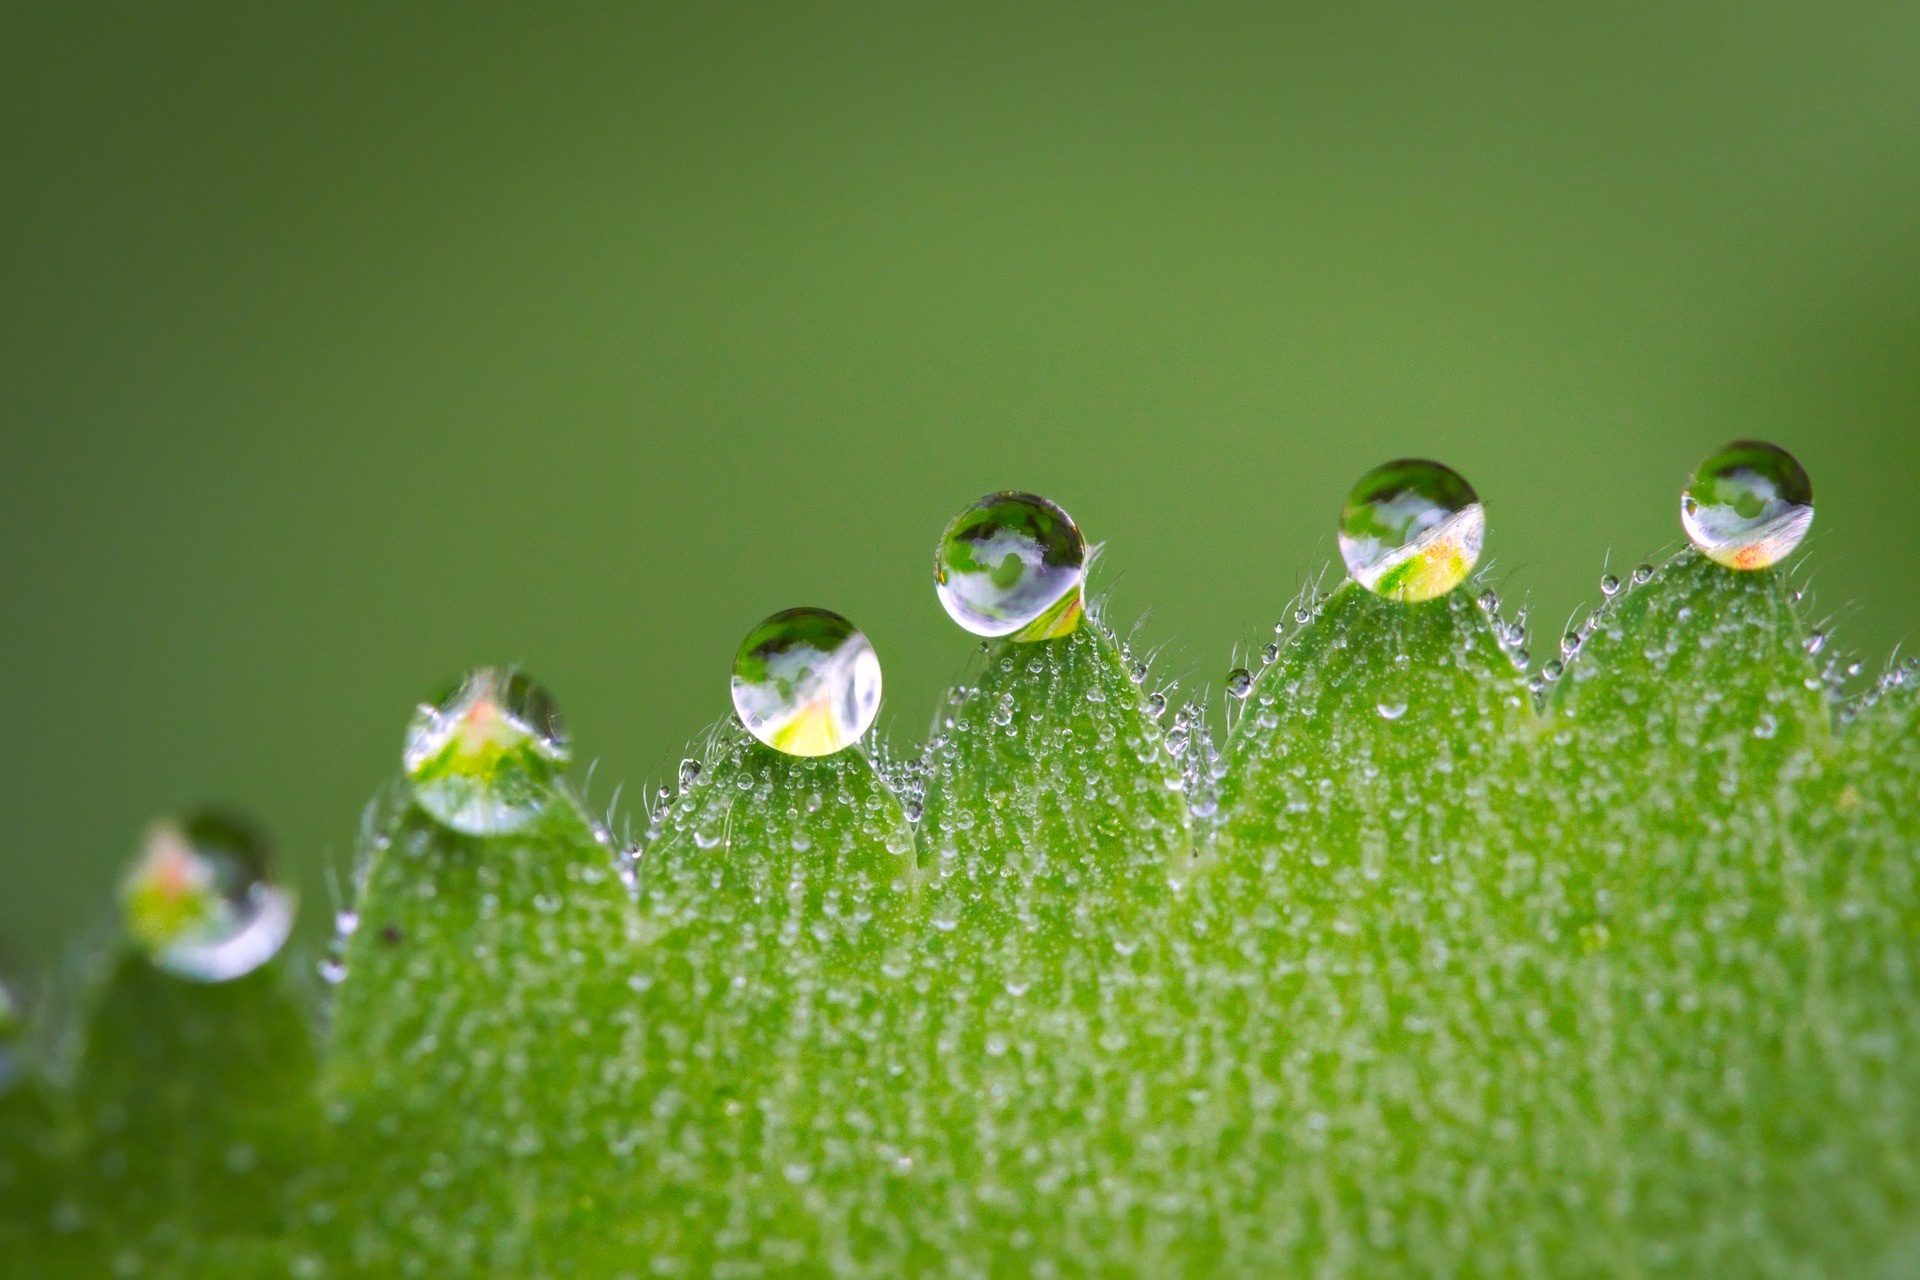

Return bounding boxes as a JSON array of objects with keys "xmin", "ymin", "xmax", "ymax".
[
  {"xmin": 935, "ymin": 492, "xmax": 1086, "ymax": 640},
  {"xmin": 1375, "ymin": 700, "xmax": 1408, "ymax": 720},
  {"xmin": 731, "ymin": 608, "xmax": 881, "ymax": 757},
  {"xmin": 1338, "ymin": 459, "xmax": 1484, "ymax": 602},
  {"xmin": 404, "ymin": 668, "xmax": 570, "ymax": 835},
  {"xmin": 1225, "ymin": 668, "xmax": 1252, "ymax": 699},
  {"xmin": 1680, "ymin": 440, "xmax": 1813, "ymax": 570},
  {"xmin": 121, "ymin": 810, "xmax": 293, "ymax": 982}
]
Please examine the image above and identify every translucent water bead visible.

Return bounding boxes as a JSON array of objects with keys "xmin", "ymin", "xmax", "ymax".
[
  {"xmin": 1680, "ymin": 440, "xmax": 1814, "ymax": 569},
  {"xmin": 1338, "ymin": 459, "xmax": 1485, "ymax": 602},
  {"xmin": 404, "ymin": 667, "xmax": 570, "ymax": 836},
  {"xmin": 935, "ymin": 491, "xmax": 1087, "ymax": 640},
  {"xmin": 731, "ymin": 608, "xmax": 882, "ymax": 757},
  {"xmin": 121, "ymin": 810, "xmax": 294, "ymax": 982}
]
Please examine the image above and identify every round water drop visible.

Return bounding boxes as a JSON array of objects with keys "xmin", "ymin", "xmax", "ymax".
[
  {"xmin": 934, "ymin": 492, "xmax": 1086, "ymax": 640},
  {"xmin": 731, "ymin": 608, "xmax": 881, "ymax": 757},
  {"xmin": 404, "ymin": 668, "xmax": 570, "ymax": 836},
  {"xmin": 120, "ymin": 810, "xmax": 294, "ymax": 983},
  {"xmin": 1680, "ymin": 440, "xmax": 1813, "ymax": 569},
  {"xmin": 1338, "ymin": 460, "xmax": 1485, "ymax": 602},
  {"xmin": 1600, "ymin": 573, "xmax": 1621, "ymax": 597},
  {"xmin": 1225, "ymin": 668, "xmax": 1253, "ymax": 699}
]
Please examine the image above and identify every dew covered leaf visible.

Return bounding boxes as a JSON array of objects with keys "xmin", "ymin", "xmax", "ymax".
[
  {"xmin": 2, "ymin": 954, "xmax": 319, "ymax": 1277},
  {"xmin": 306, "ymin": 785, "xmax": 646, "ymax": 1274},
  {"xmin": 13, "ymin": 550, "xmax": 1920, "ymax": 1277},
  {"xmin": 618, "ymin": 722, "xmax": 919, "ymax": 1271}
]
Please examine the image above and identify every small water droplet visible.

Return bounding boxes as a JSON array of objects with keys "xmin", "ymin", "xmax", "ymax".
[
  {"xmin": 1600, "ymin": 573, "xmax": 1621, "ymax": 597},
  {"xmin": 1804, "ymin": 630, "xmax": 1827, "ymax": 656},
  {"xmin": 1375, "ymin": 700, "xmax": 1408, "ymax": 720},
  {"xmin": 120, "ymin": 810, "xmax": 293, "ymax": 983},
  {"xmin": 1680, "ymin": 440, "xmax": 1814, "ymax": 569},
  {"xmin": 730, "ymin": 608, "xmax": 882, "ymax": 757},
  {"xmin": 317, "ymin": 959, "xmax": 346, "ymax": 985},
  {"xmin": 1146, "ymin": 693, "xmax": 1167, "ymax": 717},
  {"xmin": 1338, "ymin": 459, "xmax": 1484, "ymax": 602},
  {"xmin": 1128, "ymin": 660, "xmax": 1148, "ymax": 684},
  {"xmin": 335, "ymin": 910, "xmax": 359, "ymax": 936},
  {"xmin": 1261, "ymin": 642, "xmax": 1279, "ymax": 665},
  {"xmin": 1544, "ymin": 659, "xmax": 1564, "ymax": 680},
  {"xmin": 1561, "ymin": 631, "xmax": 1582, "ymax": 658},
  {"xmin": 1753, "ymin": 712, "xmax": 1779, "ymax": 739},
  {"xmin": 1225, "ymin": 668, "xmax": 1253, "ymax": 699},
  {"xmin": 934, "ymin": 491, "xmax": 1086, "ymax": 640},
  {"xmin": 404, "ymin": 668, "xmax": 569, "ymax": 836},
  {"xmin": 1633, "ymin": 563, "xmax": 1654, "ymax": 584}
]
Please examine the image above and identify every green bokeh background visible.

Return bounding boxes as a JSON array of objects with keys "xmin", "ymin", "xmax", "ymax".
[{"xmin": 4, "ymin": 3, "xmax": 1918, "ymax": 964}]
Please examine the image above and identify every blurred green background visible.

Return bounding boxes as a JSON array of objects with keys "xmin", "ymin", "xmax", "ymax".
[{"xmin": 3, "ymin": 3, "xmax": 1918, "ymax": 964}]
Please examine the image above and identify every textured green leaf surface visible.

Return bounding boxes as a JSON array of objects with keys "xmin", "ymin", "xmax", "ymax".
[
  {"xmin": 307, "ymin": 787, "xmax": 641, "ymax": 1274},
  {"xmin": 4, "ymin": 551, "xmax": 1919, "ymax": 1277},
  {"xmin": 2, "ymin": 955, "xmax": 317, "ymax": 1277}
]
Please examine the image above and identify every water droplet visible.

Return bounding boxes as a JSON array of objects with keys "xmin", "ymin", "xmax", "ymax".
[
  {"xmin": 1804, "ymin": 629, "xmax": 1827, "ymax": 656},
  {"xmin": 404, "ymin": 668, "xmax": 569, "ymax": 836},
  {"xmin": 120, "ymin": 810, "xmax": 293, "ymax": 982},
  {"xmin": 1633, "ymin": 563, "xmax": 1654, "ymax": 584},
  {"xmin": 1600, "ymin": 573, "xmax": 1621, "ymax": 597},
  {"xmin": 1375, "ymin": 699, "xmax": 1408, "ymax": 720},
  {"xmin": 1680, "ymin": 440, "xmax": 1814, "ymax": 569},
  {"xmin": 1561, "ymin": 631, "xmax": 1582, "ymax": 658},
  {"xmin": 1544, "ymin": 659, "xmax": 1565, "ymax": 680},
  {"xmin": 934, "ymin": 491, "xmax": 1086, "ymax": 640},
  {"xmin": 1338, "ymin": 459, "xmax": 1485, "ymax": 602},
  {"xmin": 731, "ymin": 608, "xmax": 881, "ymax": 757},
  {"xmin": 1225, "ymin": 668, "xmax": 1253, "ymax": 699},
  {"xmin": 1261, "ymin": 642, "xmax": 1279, "ymax": 665},
  {"xmin": 1146, "ymin": 693, "xmax": 1167, "ymax": 717}
]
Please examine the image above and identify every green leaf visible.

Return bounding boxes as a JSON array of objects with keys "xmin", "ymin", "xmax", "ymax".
[
  {"xmin": 621, "ymin": 722, "xmax": 918, "ymax": 1271},
  {"xmin": 6, "ymin": 954, "xmax": 320, "ymax": 1278},
  {"xmin": 16, "ymin": 550, "xmax": 1920, "ymax": 1276},
  {"xmin": 307, "ymin": 785, "xmax": 643, "ymax": 1274}
]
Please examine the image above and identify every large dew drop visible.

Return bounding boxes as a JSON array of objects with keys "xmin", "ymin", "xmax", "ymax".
[
  {"xmin": 935, "ymin": 491, "xmax": 1087, "ymax": 640},
  {"xmin": 120, "ymin": 810, "xmax": 294, "ymax": 982},
  {"xmin": 404, "ymin": 667, "xmax": 570, "ymax": 835},
  {"xmin": 1680, "ymin": 440, "xmax": 1814, "ymax": 569},
  {"xmin": 731, "ymin": 607, "xmax": 882, "ymax": 757},
  {"xmin": 1338, "ymin": 459, "xmax": 1485, "ymax": 602}
]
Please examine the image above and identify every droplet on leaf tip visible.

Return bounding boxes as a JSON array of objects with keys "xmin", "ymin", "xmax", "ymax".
[
  {"xmin": 1680, "ymin": 440, "xmax": 1813, "ymax": 569},
  {"xmin": 120, "ymin": 809, "xmax": 293, "ymax": 982},
  {"xmin": 1338, "ymin": 459, "xmax": 1484, "ymax": 602},
  {"xmin": 404, "ymin": 667, "xmax": 569, "ymax": 835},
  {"xmin": 731, "ymin": 608, "xmax": 881, "ymax": 758},
  {"xmin": 934, "ymin": 491, "xmax": 1086, "ymax": 640}
]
